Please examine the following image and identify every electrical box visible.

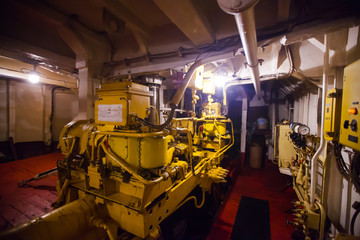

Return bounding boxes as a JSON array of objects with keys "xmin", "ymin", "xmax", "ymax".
[
  {"xmin": 339, "ymin": 60, "xmax": 360, "ymax": 151},
  {"xmin": 188, "ymin": 65, "xmax": 204, "ymax": 90},
  {"xmin": 95, "ymin": 81, "xmax": 152, "ymax": 126},
  {"xmin": 324, "ymin": 88, "xmax": 342, "ymax": 141},
  {"xmin": 202, "ymin": 78, "xmax": 216, "ymax": 95},
  {"xmin": 274, "ymin": 124, "xmax": 297, "ymax": 175}
]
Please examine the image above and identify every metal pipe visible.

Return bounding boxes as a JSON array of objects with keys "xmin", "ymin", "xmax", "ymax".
[
  {"xmin": 310, "ymin": 34, "xmax": 329, "ymax": 206},
  {"xmin": 216, "ymin": 0, "xmax": 260, "ymax": 97},
  {"xmin": 137, "ymin": 53, "xmax": 234, "ymax": 130},
  {"xmin": 222, "ymin": 45, "xmax": 294, "ymax": 109},
  {"xmin": 0, "ymin": 195, "xmax": 96, "ymax": 240},
  {"xmin": 91, "ymin": 218, "xmax": 117, "ymax": 240},
  {"xmin": 149, "ymin": 84, "xmax": 160, "ymax": 124},
  {"xmin": 315, "ymin": 199, "xmax": 326, "ymax": 240},
  {"xmin": 94, "ymin": 130, "xmax": 168, "ymax": 138},
  {"xmin": 170, "ymin": 58, "xmax": 210, "ymax": 106},
  {"xmin": 234, "ymin": 8, "xmax": 261, "ymax": 97}
]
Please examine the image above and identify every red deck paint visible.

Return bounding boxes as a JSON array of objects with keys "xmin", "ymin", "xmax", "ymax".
[
  {"xmin": 0, "ymin": 153, "xmax": 62, "ymax": 230},
  {"xmin": 0, "ymin": 153, "xmax": 296, "ymax": 239},
  {"xmin": 208, "ymin": 165, "xmax": 297, "ymax": 240}
]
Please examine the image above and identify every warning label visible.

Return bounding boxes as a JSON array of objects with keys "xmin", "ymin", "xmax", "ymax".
[{"xmin": 98, "ymin": 104, "xmax": 123, "ymax": 122}]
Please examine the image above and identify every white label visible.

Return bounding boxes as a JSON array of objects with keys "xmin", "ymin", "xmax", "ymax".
[{"xmin": 98, "ymin": 104, "xmax": 123, "ymax": 122}]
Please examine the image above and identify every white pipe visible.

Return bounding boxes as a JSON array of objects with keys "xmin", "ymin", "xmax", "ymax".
[
  {"xmin": 234, "ymin": 8, "xmax": 261, "ymax": 98},
  {"xmin": 170, "ymin": 52, "xmax": 233, "ymax": 106},
  {"xmin": 310, "ymin": 34, "xmax": 329, "ymax": 206}
]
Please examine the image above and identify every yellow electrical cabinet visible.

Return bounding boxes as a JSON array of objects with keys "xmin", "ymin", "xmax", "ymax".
[
  {"xmin": 339, "ymin": 60, "xmax": 360, "ymax": 151},
  {"xmin": 274, "ymin": 124, "xmax": 297, "ymax": 173},
  {"xmin": 95, "ymin": 81, "xmax": 152, "ymax": 126},
  {"xmin": 324, "ymin": 88, "xmax": 342, "ymax": 141}
]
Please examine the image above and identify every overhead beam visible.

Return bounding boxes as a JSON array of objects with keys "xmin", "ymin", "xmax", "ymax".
[
  {"xmin": 132, "ymin": 30, "xmax": 149, "ymax": 55},
  {"xmin": 277, "ymin": 0, "xmax": 290, "ymax": 22},
  {"xmin": 0, "ymin": 36, "xmax": 76, "ymax": 72},
  {"xmin": 91, "ymin": 0, "xmax": 150, "ymax": 54},
  {"xmin": 0, "ymin": 56, "xmax": 77, "ymax": 88},
  {"xmin": 154, "ymin": 0, "xmax": 214, "ymax": 46},
  {"xmin": 14, "ymin": 1, "xmax": 109, "ymax": 50},
  {"xmin": 93, "ymin": 0, "xmax": 150, "ymax": 37}
]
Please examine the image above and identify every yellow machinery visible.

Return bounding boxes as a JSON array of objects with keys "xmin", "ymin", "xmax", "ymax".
[
  {"xmin": 275, "ymin": 123, "xmax": 324, "ymax": 239},
  {"xmin": 1, "ymin": 72, "xmax": 233, "ymax": 239},
  {"xmin": 275, "ymin": 60, "xmax": 360, "ymax": 239},
  {"xmin": 274, "ymin": 122, "xmax": 297, "ymax": 173},
  {"xmin": 339, "ymin": 60, "xmax": 360, "ymax": 151},
  {"xmin": 324, "ymin": 88, "xmax": 342, "ymax": 142}
]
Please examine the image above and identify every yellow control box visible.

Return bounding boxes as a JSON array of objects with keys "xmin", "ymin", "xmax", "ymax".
[
  {"xmin": 95, "ymin": 81, "xmax": 152, "ymax": 126},
  {"xmin": 324, "ymin": 88, "xmax": 342, "ymax": 141},
  {"xmin": 339, "ymin": 60, "xmax": 360, "ymax": 151}
]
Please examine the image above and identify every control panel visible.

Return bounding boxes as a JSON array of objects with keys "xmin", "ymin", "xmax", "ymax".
[
  {"xmin": 324, "ymin": 88, "xmax": 342, "ymax": 141},
  {"xmin": 339, "ymin": 60, "xmax": 360, "ymax": 151}
]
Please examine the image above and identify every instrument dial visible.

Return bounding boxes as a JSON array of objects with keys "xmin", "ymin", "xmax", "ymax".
[{"xmin": 298, "ymin": 125, "xmax": 310, "ymax": 135}]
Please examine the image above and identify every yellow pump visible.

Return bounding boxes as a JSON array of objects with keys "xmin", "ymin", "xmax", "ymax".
[{"xmin": 1, "ymin": 78, "xmax": 233, "ymax": 240}]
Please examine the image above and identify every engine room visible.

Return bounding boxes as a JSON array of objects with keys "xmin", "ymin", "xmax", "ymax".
[{"xmin": 0, "ymin": 0, "xmax": 359, "ymax": 239}]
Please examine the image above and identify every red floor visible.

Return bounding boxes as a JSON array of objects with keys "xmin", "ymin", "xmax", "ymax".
[
  {"xmin": 0, "ymin": 153, "xmax": 61, "ymax": 230},
  {"xmin": 208, "ymin": 163, "xmax": 297, "ymax": 240},
  {"xmin": 0, "ymin": 153, "xmax": 297, "ymax": 239}
]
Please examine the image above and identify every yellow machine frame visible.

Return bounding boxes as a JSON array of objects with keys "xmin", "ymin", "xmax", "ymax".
[{"xmin": 1, "ymin": 80, "xmax": 234, "ymax": 240}]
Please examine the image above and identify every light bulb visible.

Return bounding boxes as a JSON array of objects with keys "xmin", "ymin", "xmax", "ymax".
[
  {"xmin": 214, "ymin": 75, "xmax": 227, "ymax": 87},
  {"xmin": 28, "ymin": 72, "xmax": 40, "ymax": 83}
]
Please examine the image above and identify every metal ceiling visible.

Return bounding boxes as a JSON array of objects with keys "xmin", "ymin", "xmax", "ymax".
[{"xmin": 0, "ymin": 0, "xmax": 359, "ymax": 88}]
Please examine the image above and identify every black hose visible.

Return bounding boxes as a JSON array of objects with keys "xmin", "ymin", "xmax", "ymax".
[
  {"xmin": 351, "ymin": 152, "xmax": 360, "ymax": 192},
  {"xmin": 135, "ymin": 104, "xmax": 176, "ymax": 130},
  {"xmin": 333, "ymin": 142, "xmax": 352, "ymax": 181},
  {"xmin": 350, "ymin": 205, "xmax": 360, "ymax": 235}
]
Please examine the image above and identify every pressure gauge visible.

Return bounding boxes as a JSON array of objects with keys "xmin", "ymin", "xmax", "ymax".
[
  {"xmin": 298, "ymin": 125, "xmax": 310, "ymax": 135},
  {"xmin": 294, "ymin": 125, "xmax": 300, "ymax": 133}
]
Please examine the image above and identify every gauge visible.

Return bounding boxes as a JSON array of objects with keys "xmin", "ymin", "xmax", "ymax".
[
  {"xmin": 298, "ymin": 125, "xmax": 310, "ymax": 135},
  {"xmin": 294, "ymin": 125, "xmax": 300, "ymax": 133}
]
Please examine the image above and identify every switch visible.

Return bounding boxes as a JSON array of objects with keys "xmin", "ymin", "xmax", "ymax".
[
  {"xmin": 348, "ymin": 108, "xmax": 358, "ymax": 115},
  {"xmin": 351, "ymin": 120, "xmax": 357, "ymax": 132},
  {"xmin": 344, "ymin": 120, "xmax": 349, "ymax": 129}
]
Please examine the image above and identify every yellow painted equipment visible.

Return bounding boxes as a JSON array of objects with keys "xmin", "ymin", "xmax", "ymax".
[
  {"xmin": 324, "ymin": 88, "xmax": 342, "ymax": 141},
  {"xmin": 202, "ymin": 78, "xmax": 216, "ymax": 95},
  {"xmin": 274, "ymin": 124, "xmax": 297, "ymax": 171},
  {"xmin": 339, "ymin": 60, "xmax": 360, "ymax": 151},
  {"xmin": 95, "ymin": 81, "xmax": 152, "ymax": 126},
  {"xmin": 1, "ymin": 80, "xmax": 233, "ymax": 240},
  {"xmin": 276, "ymin": 121, "xmax": 324, "ymax": 239}
]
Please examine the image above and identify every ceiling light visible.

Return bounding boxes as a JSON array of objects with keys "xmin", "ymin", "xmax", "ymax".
[
  {"xmin": 214, "ymin": 75, "xmax": 228, "ymax": 87},
  {"xmin": 28, "ymin": 63, "xmax": 40, "ymax": 83}
]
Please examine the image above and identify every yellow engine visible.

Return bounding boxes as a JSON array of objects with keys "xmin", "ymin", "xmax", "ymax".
[{"xmin": 8, "ymin": 79, "xmax": 233, "ymax": 240}]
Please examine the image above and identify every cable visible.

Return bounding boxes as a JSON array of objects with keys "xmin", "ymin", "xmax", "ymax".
[
  {"xmin": 351, "ymin": 152, "xmax": 360, "ymax": 192},
  {"xmin": 350, "ymin": 201, "xmax": 360, "ymax": 235},
  {"xmin": 333, "ymin": 143, "xmax": 351, "ymax": 181},
  {"xmin": 174, "ymin": 189, "xmax": 206, "ymax": 212}
]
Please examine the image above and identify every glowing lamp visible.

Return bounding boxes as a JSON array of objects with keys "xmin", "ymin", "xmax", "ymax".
[
  {"xmin": 214, "ymin": 75, "xmax": 228, "ymax": 87},
  {"xmin": 28, "ymin": 63, "xmax": 40, "ymax": 83},
  {"xmin": 28, "ymin": 72, "xmax": 40, "ymax": 83}
]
